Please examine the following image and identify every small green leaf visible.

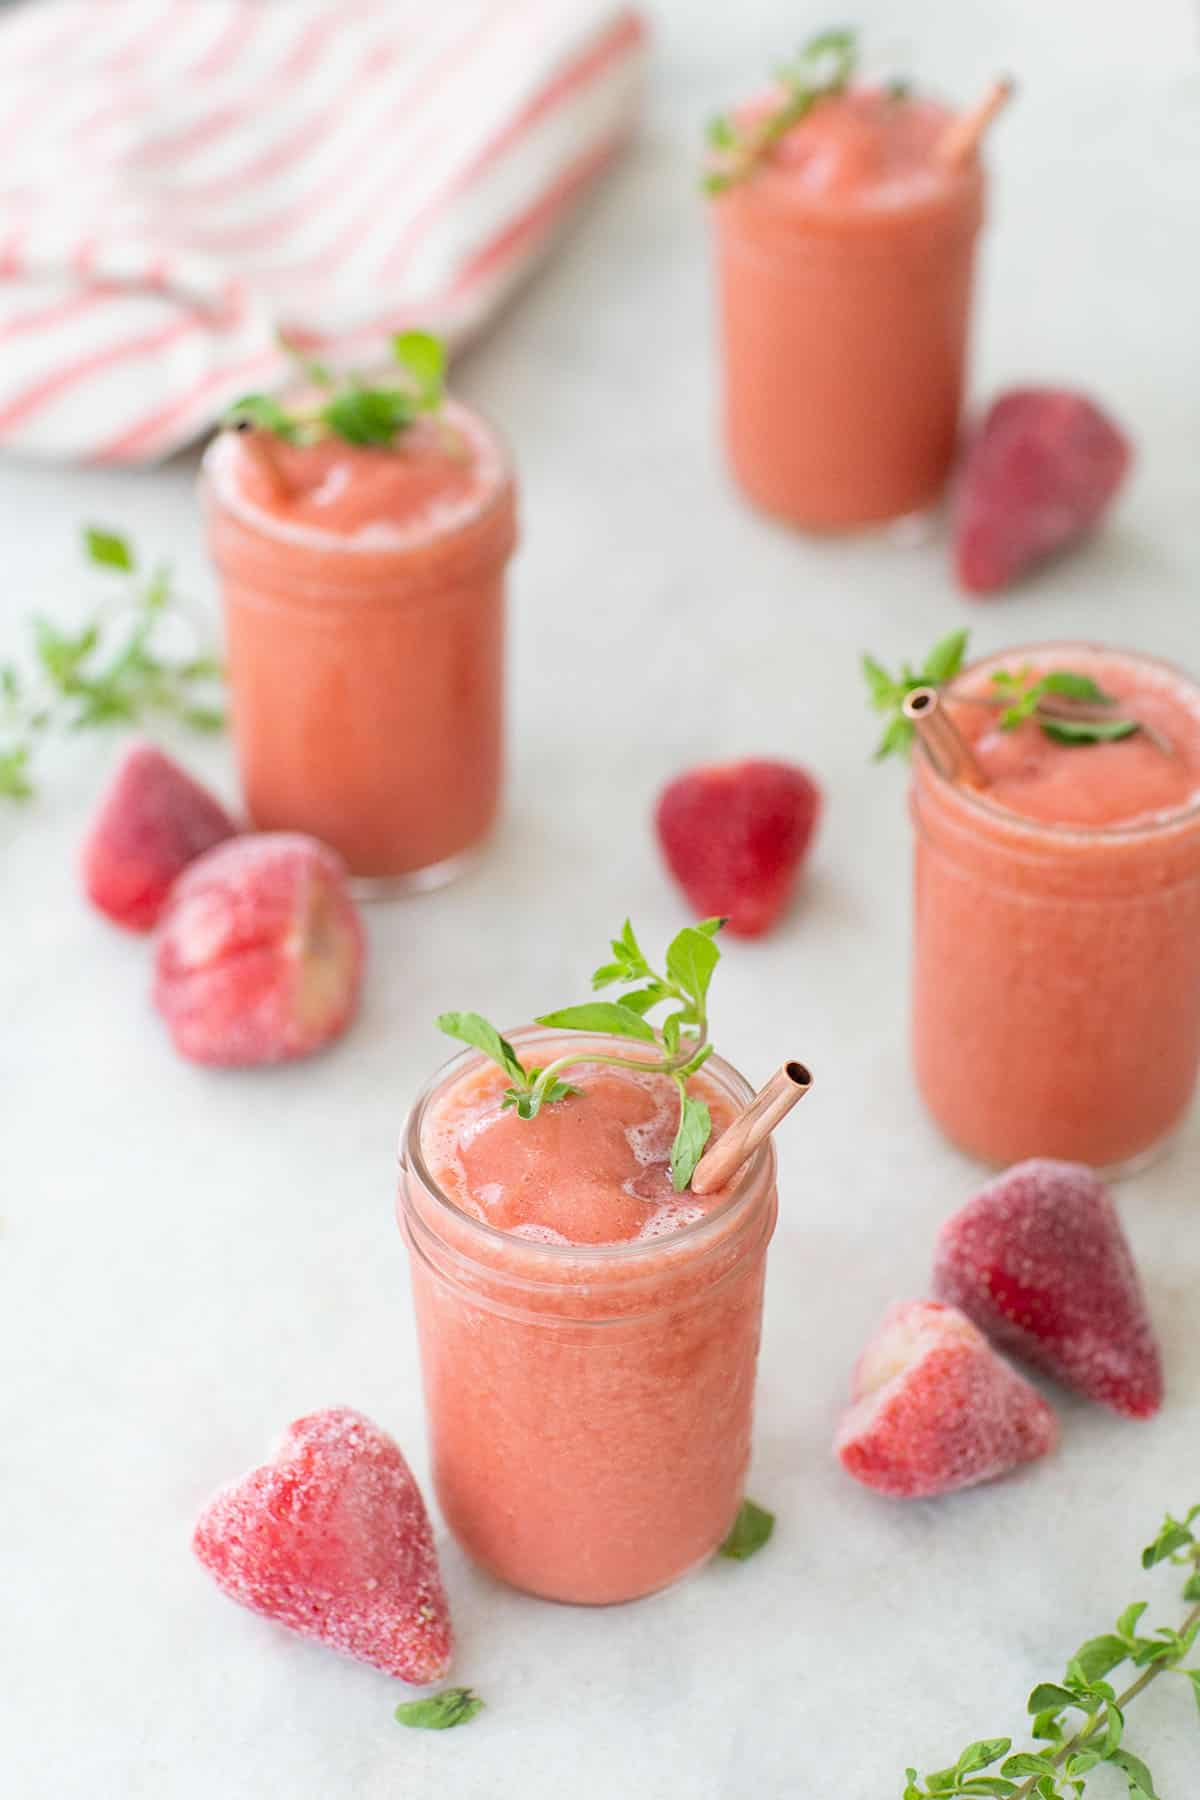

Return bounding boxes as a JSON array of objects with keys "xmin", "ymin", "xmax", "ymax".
[
  {"xmin": 706, "ymin": 114, "xmax": 737, "ymax": 148},
  {"xmin": 1031, "ymin": 1710, "xmax": 1063, "ymax": 1742},
  {"xmin": 921, "ymin": 629, "xmax": 969, "ymax": 686},
  {"xmin": 0, "ymin": 744, "xmax": 33, "ymax": 800},
  {"xmin": 1117, "ymin": 1603, "xmax": 1149, "ymax": 1642},
  {"xmin": 1142, "ymin": 1516, "xmax": 1196, "ymax": 1569},
  {"xmin": 1040, "ymin": 670, "xmax": 1114, "ymax": 704},
  {"xmin": 1107, "ymin": 1748, "xmax": 1159, "ymax": 1798},
  {"xmin": 1000, "ymin": 1754, "xmax": 1055, "ymax": 1779},
  {"xmin": 180, "ymin": 705, "xmax": 226, "ymax": 732},
  {"xmin": 1065, "ymin": 1751, "xmax": 1103, "ymax": 1777},
  {"xmin": 1185, "ymin": 1669, "xmax": 1200, "ymax": 1718},
  {"xmin": 84, "ymin": 526, "xmax": 135, "ymax": 571},
  {"xmin": 862, "ymin": 651, "xmax": 900, "ymax": 711},
  {"xmin": 1028, "ymin": 1683, "xmax": 1079, "ymax": 1715},
  {"xmin": 661, "ymin": 1011, "xmax": 684, "ymax": 1057},
  {"xmin": 665, "ymin": 925, "xmax": 720, "ymax": 1011},
  {"xmin": 1183, "ymin": 1569, "xmax": 1200, "ymax": 1602},
  {"xmin": 1101, "ymin": 1699, "xmax": 1124, "ymax": 1753},
  {"xmin": 394, "ymin": 1687, "xmax": 484, "ymax": 1731},
  {"xmin": 393, "ymin": 330, "xmax": 445, "ymax": 410},
  {"xmin": 1040, "ymin": 716, "xmax": 1140, "ymax": 746},
  {"xmin": 874, "ymin": 715, "xmax": 914, "ymax": 761},
  {"xmin": 534, "ymin": 1002, "xmax": 657, "ymax": 1043},
  {"xmin": 437, "ymin": 1012, "xmax": 526, "ymax": 1084},
  {"xmin": 957, "ymin": 1740, "xmax": 1012, "ymax": 1775},
  {"xmin": 1072, "ymin": 1635, "xmax": 1130, "ymax": 1682},
  {"xmin": 223, "ymin": 393, "xmax": 301, "ymax": 441},
  {"xmin": 719, "ymin": 1498, "xmax": 774, "ymax": 1560},
  {"xmin": 671, "ymin": 1093, "xmax": 712, "ymax": 1191},
  {"xmin": 615, "ymin": 983, "xmax": 670, "ymax": 1015},
  {"xmin": 320, "ymin": 385, "xmax": 416, "ymax": 446}
]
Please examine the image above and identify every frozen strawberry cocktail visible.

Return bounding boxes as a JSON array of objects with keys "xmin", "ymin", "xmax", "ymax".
[
  {"xmin": 204, "ymin": 355, "xmax": 515, "ymax": 890},
  {"xmin": 912, "ymin": 645, "xmax": 1200, "ymax": 1169},
  {"xmin": 709, "ymin": 35, "xmax": 988, "ymax": 529},
  {"xmin": 399, "ymin": 1033, "xmax": 778, "ymax": 1604}
]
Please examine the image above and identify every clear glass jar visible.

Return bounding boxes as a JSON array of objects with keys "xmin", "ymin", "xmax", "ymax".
[
  {"xmin": 203, "ymin": 411, "xmax": 517, "ymax": 894},
  {"xmin": 397, "ymin": 1030, "xmax": 778, "ymax": 1605},
  {"xmin": 911, "ymin": 646, "xmax": 1200, "ymax": 1170}
]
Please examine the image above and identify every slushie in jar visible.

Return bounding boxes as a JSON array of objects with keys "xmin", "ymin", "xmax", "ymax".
[
  {"xmin": 398, "ymin": 1031, "xmax": 778, "ymax": 1605},
  {"xmin": 709, "ymin": 49, "xmax": 986, "ymax": 530},
  {"xmin": 203, "ymin": 397, "xmax": 516, "ymax": 891},
  {"xmin": 912, "ymin": 645, "xmax": 1200, "ymax": 1170}
]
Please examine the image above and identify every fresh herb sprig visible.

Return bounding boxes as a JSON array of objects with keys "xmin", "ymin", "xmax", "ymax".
[
  {"xmin": 901, "ymin": 1506, "xmax": 1200, "ymax": 1800},
  {"xmin": 863, "ymin": 632, "xmax": 1149, "ymax": 757},
  {"xmin": 395, "ymin": 1687, "xmax": 484, "ymax": 1731},
  {"xmin": 704, "ymin": 27, "xmax": 858, "ymax": 195},
  {"xmin": 438, "ymin": 918, "xmax": 728, "ymax": 1192},
  {"xmin": 225, "ymin": 330, "xmax": 446, "ymax": 449},
  {"xmin": 0, "ymin": 527, "xmax": 224, "ymax": 801}
]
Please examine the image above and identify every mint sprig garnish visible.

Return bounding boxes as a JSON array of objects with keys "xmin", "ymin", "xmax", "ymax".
[
  {"xmin": 437, "ymin": 917, "xmax": 728, "ymax": 1192},
  {"xmin": 902, "ymin": 1505, "xmax": 1200, "ymax": 1800},
  {"xmin": 863, "ymin": 632, "xmax": 1153, "ymax": 757},
  {"xmin": 225, "ymin": 330, "xmax": 446, "ymax": 449},
  {"xmin": 0, "ymin": 527, "xmax": 225, "ymax": 801},
  {"xmin": 394, "ymin": 1687, "xmax": 484, "ymax": 1731},
  {"xmin": 704, "ymin": 27, "xmax": 858, "ymax": 195}
]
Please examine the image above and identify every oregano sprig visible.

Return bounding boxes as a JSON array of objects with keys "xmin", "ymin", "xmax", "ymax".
[
  {"xmin": 0, "ymin": 527, "xmax": 225, "ymax": 801},
  {"xmin": 437, "ymin": 917, "xmax": 728, "ymax": 1192},
  {"xmin": 224, "ymin": 330, "xmax": 447, "ymax": 449},
  {"xmin": 902, "ymin": 1505, "xmax": 1200, "ymax": 1800},
  {"xmin": 863, "ymin": 631, "xmax": 1152, "ymax": 758},
  {"xmin": 704, "ymin": 27, "xmax": 858, "ymax": 195}
]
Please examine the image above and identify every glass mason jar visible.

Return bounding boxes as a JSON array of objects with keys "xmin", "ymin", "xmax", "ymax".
[
  {"xmin": 911, "ymin": 647, "xmax": 1200, "ymax": 1171},
  {"xmin": 397, "ymin": 1030, "xmax": 778, "ymax": 1606},
  {"xmin": 202, "ymin": 412, "xmax": 517, "ymax": 893},
  {"xmin": 712, "ymin": 153, "xmax": 983, "ymax": 530}
]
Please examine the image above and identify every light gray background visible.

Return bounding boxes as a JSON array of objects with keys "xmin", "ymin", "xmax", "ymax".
[{"xmin": 3, "ymin": 2, "xmax": 1199, "ymax": 1795}]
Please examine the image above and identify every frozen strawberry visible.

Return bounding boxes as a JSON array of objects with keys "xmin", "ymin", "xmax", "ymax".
[
  {"xmin": 954, "ymin": 388, "xmax": 1131, "ymax": 595},
  {"xmin": 835, "ymin": 1300, "xmax": 1058, "ymax": 1499},
  {"xmin": 932, "ymin": 1159, "xmax": 1162, "ymax": 1419},
  {"xmin": 81, "ymin": 740, "xmax": 238, "ymax": 931},
  {"xmin": 193, "ymin": 1407, "xmax": 452, "ymax": 1683},
  {"xmin": 655, "ymin": 758, "xmax": 821, "ymax": 937},
  {"xmin": 154, "ymin": 832, "xmax": 364, "ymax": 1066}
]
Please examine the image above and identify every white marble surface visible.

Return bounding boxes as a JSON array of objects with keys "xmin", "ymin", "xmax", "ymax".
[{"xmin": 4, "ymin": 3, "xmax": 1200, "ymax": 1795}]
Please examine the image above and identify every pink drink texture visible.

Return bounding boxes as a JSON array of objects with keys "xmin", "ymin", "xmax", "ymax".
[
  {"xmin": 713, "ymin": 87, "xmax": 984, "ymax": 529},
  {"xmin": 400, "ymin": 1041, "xmax": 778, "ymax": 1604},
  {"xmin": 912, "ymin": 647, "xmax": 1200, "ymax": 1168},
  {"xmin": 204, "ymin": 405, "xmax": 516, "ymax": 882}
]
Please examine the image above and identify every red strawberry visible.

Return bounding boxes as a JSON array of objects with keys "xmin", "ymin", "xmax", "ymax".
[
  {"xmin": 954, "ymin": 388, "xmax": 1131, "ymax": 595},
  {"xmin": 835, "ymin": 1300, "xmax": 1058, "ymax": 1498},
  {"xmin": 81, "ymin": 740, "xmax": 238, "ymax": 931},
  {"xmin": 932, "ymin": 1159, "xmax": 1162, "ymax": 1419},
  {"xmin": 193, "ymin": 1407, "xmax": 452, "ymax": 1683},
  {"xmin": 154, "ymin": 833, "xmax": 364, "ymax": 1066},
  {"xmin": 655, "ymin": 758, "xmax": 821, "ymax": 937}
]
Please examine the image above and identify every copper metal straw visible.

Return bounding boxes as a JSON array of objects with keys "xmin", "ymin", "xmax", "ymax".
[
  {"xmin": 235, "ymin": 423, "xmax": 292, "ymax": 500},
  {"xmin": 690, "ymin": 1060, "xmax": 812, "ymax": 1196},
  {"xmin": 903, "ymin": 686, "xmax": 987, "ymax": 787},
  {"xmin": 935, "ymin": 77, "xmax": 1015, "ymax": 171}
]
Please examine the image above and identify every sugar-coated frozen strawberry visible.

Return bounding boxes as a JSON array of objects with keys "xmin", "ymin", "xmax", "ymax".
[
  {"xmin": 954, "ymin": 388, "xmax": 1131, "ymax": 595},
  {"xmin": 932, "ymin": 1159, "xmax": 1162, "ymax": 1419},
  {"xmin": 81, "ymin": 740, "xmax": 238, "ymax": 931},
  {"xmin": 154, "ymin": 832, "xmax": 364, "ymax": 1066},
  {"xmin": 835, "ymin": 1299, "xmax": 1058, "ymax": 1499},
  {"xmin": 654, "ymin": 758, "xmax": 821, "ymax": 937},
  {"xmin": 193, "ymin": 1407, "xmax": 452, "ymax": 1683}
]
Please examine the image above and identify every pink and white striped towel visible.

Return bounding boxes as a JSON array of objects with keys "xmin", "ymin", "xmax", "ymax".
[{"xmin": 0, "ymin": 0, "xmax": 647, "ymax": 463}]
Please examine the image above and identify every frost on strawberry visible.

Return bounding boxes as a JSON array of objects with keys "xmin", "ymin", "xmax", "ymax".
[
  {"xmin": 932, "ymin": 1159, "xmax": 1163, "ymax": 1419},
  {"xmin": 193, "ymin": 1407, "xmax": 452, "ymax": 1683},
  {"xmin": 835, "ymin": 1299, "xmax": 1058, "ymax": 1498}
]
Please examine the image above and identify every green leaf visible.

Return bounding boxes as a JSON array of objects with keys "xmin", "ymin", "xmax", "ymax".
[
  {"xmin": 1040, "ymin": 670, "xmax": 1114, "ymax": 704},
  {"xmin": 1040, "ymin": 716, "xmax": 1140, "ymax": 746},
  {"xmin": 1072, "ymin": 1635, "xmax": 1131, "ymax": 1682},
  {"xmin": 1183, "ymin": 1569, "xmax": 1200, "ymax": 1602},
  {"xmin": 706, "ymin": 114, "xmax": 737, "ymax": 148},
  {"xmin": 922, "ymin": 629, "xmax": 969, "ymax": 686},
  {"xmin": 1028, "ymin": 1683, "xmax": 1079, "ymax": 1715},
  {"xmin": 83, "ymin": 526, "xmax": 134, "ymax": 571},
  {"xmin": 392, "ymin": 330, "xmax": 445, "ymax": 410},
  {"xmin": 180, "ymin": 705, "xmax": 226, "ymax": 732},
  {"xmin": 957, "ymin": 1741, "xmax": 1012, "ymax": 1775},
  {"xmin": 534, "ymin": 1002, "xmax": 657, "ymax": 1043},
  {"xmin": 862, "ymin": 651, "xmax": 900, "ymax": 711},
  {"xmin": 1065, "ymin": 1751, "xmax": 1103, "ymax": 1777},
  {"xmin": 661, "ymin": 1011, "xmax": 684, "ymax": 1057},
  {"xmin": 0, "ymin": 744, "xmax": 33, "ymax": 800},
  {"xmin": 223, "ymin": 393, "xmax": 301, "ymax": 441},
  {"xmin": 671, "ymin": 1093, "xmax": 711, "ymax": 1191},
  {"xmin": 394, "ymin": 1687, "xmax": 484, "ymax": 1731},
  {"xmin": 694, "ymin": 916, "xmax": 727, "ymax": 937},
  {"xmin": 682, "ymin": 1042, "xmax": 715, "ymax": 1078},
  {"xmin": 615, "ymin": 983, "xmax": 670, "ymax": 1015},
  {"xmin": 665, "ymin": 925, "xmax": 720, "ymax": 1011},
  {"xmin": 1117, "ymin": 1603, "xmax": 1149, "ymax": 1642},
  {"xmin": 957, "ymin": 1782, "xmax": 1017, "ymax": 1798},
  {"xmin": 1030, "ymin": 1710, "xmax": 1063, "ymax": 1743},
  {"xmin": 1185, "ymin": 1669, "xmax": 1200, "ymax": 1718},
  {"xmin": 590, "ymin": 961, "xmax": 626, "ymax": 991},
  {"xmin": 320, "ymin": 384, "xmax": 416, "ymax": 446},
  {"xmin": 719, "ymin": 1497, "xmax": 774, "ymax": 1560},
  {"xmin": 1101, "ymin": 1700, "xmax": 1124, "ymax": 1754},
  {"xmin": 437, "ymin": 1012, "xmax": 526, "ymax": 1084},
  {"xmin": 874, "ymin": 714, "xmax": 914, "ymax": 761},
  {"xmin": 1142, "ymin": 1516, "xmax": 1197, "ymax": 1569},
  {"xmin": 1000, "ymin": 1754, "xmax": 1055, "ymax": 1778},
  {"xmin": 1107, "ymin": 1749, "xmax": 1159, "ymax": 1798}
]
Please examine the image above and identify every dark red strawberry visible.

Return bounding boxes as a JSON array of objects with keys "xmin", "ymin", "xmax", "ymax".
[
  {"xmin": 835, "ymin": 1300, "xmax": 1058, "ymax": 1499},
  {"xmin": 81, "ymin": 740, "xmax": 238, "ymax": 931},
  {"xmin": 932, "ymin": 1159, "xmax": 1162, "ymax": 1419},
  {"xmin": 193, "ymin": 1407, "xmax": 452, "ymax": 1682},
  {"xmin": 654, "ymin": 758, "xmax": 820, "ymax": 937},
  {"xmin": 954, "ymin": 388, "xmax": 1131, "ymax": 595}
]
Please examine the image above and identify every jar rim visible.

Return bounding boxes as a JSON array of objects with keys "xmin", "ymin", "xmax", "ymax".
[
  {"xmin": 917, "ymin": 640, "xmax": 1200, "ymax": 844},
  {"xmin": 399, "ymin": 1027, "xmax": 776, "ymax": 1266}
]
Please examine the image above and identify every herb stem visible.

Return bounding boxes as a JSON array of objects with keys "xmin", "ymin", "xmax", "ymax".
[{"xmin": 529, "ymin": 1036, "xmax": 706, "ymax": 1110}]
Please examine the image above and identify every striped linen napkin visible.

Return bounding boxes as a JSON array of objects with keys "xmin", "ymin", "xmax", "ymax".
[{"xmin": 0, "ymin": 0, "xmax": 647, "ymax": 463}]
